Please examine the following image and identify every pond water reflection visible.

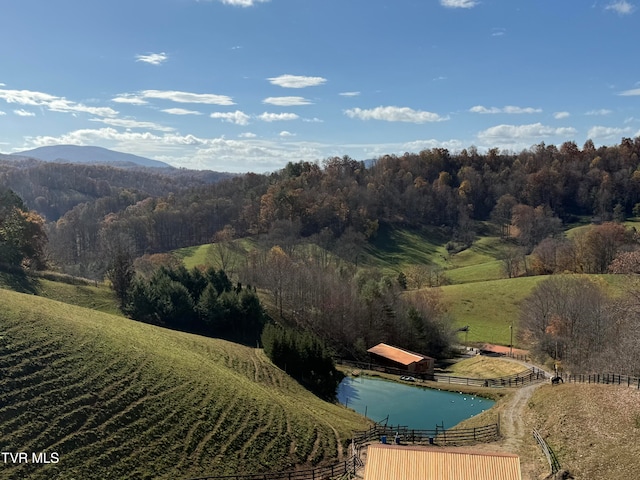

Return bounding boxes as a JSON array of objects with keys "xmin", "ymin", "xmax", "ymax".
[{"xmin": 336, "ymin": 376, "xmax": 494, "ymax": 430}]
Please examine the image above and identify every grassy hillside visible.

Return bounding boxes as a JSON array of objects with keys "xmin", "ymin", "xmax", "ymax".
[
  {"xmin": 0, "ymin": 289, "xmax": 368, "ymax": 480},
  {"xmin": 438, "ymin": 276, "xmax": 545, "ymax": 346},
  {"xmin": 528, "ymin": 383, "xmax": 640, "ymax": 479}
]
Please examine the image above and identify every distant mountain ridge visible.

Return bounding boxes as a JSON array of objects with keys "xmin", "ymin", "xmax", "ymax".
[{"xmin": 13, "ymin": 145, "xmax": 172, "ymax": 169}]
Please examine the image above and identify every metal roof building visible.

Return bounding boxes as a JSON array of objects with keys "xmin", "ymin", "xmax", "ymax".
[
  {"xmin": 364, "ymin": 444, "xmax": 522, "ymax": 480},
  {"xmin": 367, "ymin": 343, "xmax": 434, "ymax": 374}
]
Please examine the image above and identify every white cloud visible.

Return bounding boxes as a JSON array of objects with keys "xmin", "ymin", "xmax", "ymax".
[
  {"xmin": 279, "ymin": 131, "xmax": 295, "ymax": 137},
  {"xmin": 554, "ymin": 111, "xmax": 571, "ymax": 119},
  {"xmin": 477, "ymin": 123, "xmax": 578, "ymax": 144},
  {"xmin": 344, "ymin": 106, "xmax": 447, "ymax": 123},
  {"xmin": 470, "ymin": 106, "xmax": 501, "ymax": 114},
  {"xmin": 257, "ymin": 112, "xmax": 299, "ymax": 122},
  {"xmin": 219, "ymin": 0, "xmax": 270, "ymax": 6},
  {"xmin": 140, "ymin": 89, "xmax": 235, "ymax": 105},
  {"xmin": 469, "ymin": 105, "xmax": 542, "ymax": 114},
  {"xmin": 268, "ymin": 74, "xmax": 327, "ymax": 88},
  {"xmin": 112, "ymin": 95, "xmax": 148, "ymax": 105},
  {"xmin": 492, "ymin": 28, "xmax": 506, "ymax": 37},
  {"xmin": 605, "ymin": 1, "xmax": 635, "ymax": 14},
  {"xmin": 587, "ymin": 125, "xmax": 633, "ymax": 140},
  {"xmin": 585, "ymin": 109, "xmax": 613, "ymax": 116},
  {"xmin": 161, "ymin": 108, "xmax": 202, "ymax": 115},
  {"xmin": 339, "ymin": 91, "xmax": 361, "ymax": 97},
  {"xmin": 0, "ymin": 111, "xmax": 6, "ymax": 115},
  {"xmin": 135, "ymin": 52, "xmax": 168, "ymax": 65},
  {"xmin": 210, "ymin": 111, "xmax": 251, "ymax": 125},
  {"xmin": 239, "ymin": 132, "xmax": 257, "ymax": 138},
  {"xmin": 440, "ymin": 0, "xmax": 478, "ymax": 8},
  {"xmin": 89, "ymin": 117, "xmax": 174, "ymax": 132},
  {"xmin": 14, "ymin": 109, "xmax": 35, "ymax": 117},
  {"xmin": 26, "ymin": 127, "xmax": 209, "ymax": 150},
  {"xmin": 620, "ymin": 88, "xmax": 640, "ymax": 96},
  {"xmin": 263, "ymin": 96, "xmax": 312, "ymax": 106},
  {"xmin": 0, "ymin": 88, "xmax": 118, "ymax": 117}
]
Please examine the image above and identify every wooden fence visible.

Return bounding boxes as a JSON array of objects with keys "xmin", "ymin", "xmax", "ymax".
[
  {"xmin": 558, "ymin": 372, "xmax": 640, "ymax": 389},
  {"xmin": 533, "ymin": 428, "xmax": 561, "ymax": 475},
  {"xmin": 433, "ymin": 367, "xmax": 547, "ymax": 388},
  {"xmin": 187, "ymin": 457, "xmax": 360, "ymax": 480},
  {"xmin": 352, "ymin": 423, "xmax": 500, "ymax": 447}
]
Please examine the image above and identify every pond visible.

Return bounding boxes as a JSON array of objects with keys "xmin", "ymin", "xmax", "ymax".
[{"xmin": 336, "ymin": 376, "xmax": 494, "ymax": 431}]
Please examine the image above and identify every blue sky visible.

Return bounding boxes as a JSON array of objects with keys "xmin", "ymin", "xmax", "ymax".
[{"xmin": 1, "ymin": 0, "xmax": 639, "ymax": 173}]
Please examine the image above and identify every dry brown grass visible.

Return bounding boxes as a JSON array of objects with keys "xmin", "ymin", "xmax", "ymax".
[
  {"xmin": 444, "ymin": 355, "xmax": 530, "ymax": 378},
  {"xmin": 528, "ymin": 383, "xmax": 640, "ymax": 479}
]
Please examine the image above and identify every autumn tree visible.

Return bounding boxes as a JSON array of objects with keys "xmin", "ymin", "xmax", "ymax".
[
  {"xmin": 0, "ymin": 187, "xmax": 47, "ymax": 270},
  {"xmin": 511, "ymin": 204, "xmax": 562, "ymax": 252}
]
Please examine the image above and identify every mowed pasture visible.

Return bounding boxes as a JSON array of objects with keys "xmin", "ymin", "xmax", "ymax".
[{"xmin": 0, "ymin": 289, "xmax": 368, "ymax": 480}]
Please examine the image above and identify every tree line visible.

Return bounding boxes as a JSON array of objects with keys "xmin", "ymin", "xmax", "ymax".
[
  {"xmin": 20, "ymin": 137, "xmax": 639, "ymax": 279},
  {"xmin": 118, "ymin": 264, "xmax": 267, "ymax": 344}
]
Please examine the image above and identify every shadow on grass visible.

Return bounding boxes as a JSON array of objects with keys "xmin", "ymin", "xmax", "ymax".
[
  {"xmin": 0, "ymin": 268, "xmax": 39, "ymax": 294},
  {"xmin": 365, "ymin": 224, "xmax": 450, "ymax": 267}
]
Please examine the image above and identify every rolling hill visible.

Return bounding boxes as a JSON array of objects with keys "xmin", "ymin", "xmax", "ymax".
[{"xmin": 0, "ymin": 288, "xmax": 368, "ymax": 479}]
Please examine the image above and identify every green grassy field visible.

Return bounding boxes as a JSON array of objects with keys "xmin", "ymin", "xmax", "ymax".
[
  {"xmin": 438, "ymin": 276, "xmax": 545, "ymax": 346},
  {"xmin": 0, "ymin": 288, "xmax": 369, "ymax": 479}
]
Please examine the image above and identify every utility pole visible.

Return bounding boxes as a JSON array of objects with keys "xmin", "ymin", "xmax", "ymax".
[{"xmin": 509, "ymin": 324, "xmax": 513, "ymax": 357}]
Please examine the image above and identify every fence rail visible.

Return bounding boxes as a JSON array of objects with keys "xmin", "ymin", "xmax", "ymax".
[
  {"xmin": 433, "ymin": 367, "xmax": 547, "ymax": 388},
  {"xmin": 533, "ymin": 428, "xmax": 561, "ymax": 475},
  {"xmin": 187, "ymin": 457, "xmax": 359, "ymax": 480},
  {"xmin": 352, "ymin": 423, "xmax": 500, "ymax": 447},
  {"xmin": 558, "ymin": 372, "xmax": 640, "ymax": 389}
]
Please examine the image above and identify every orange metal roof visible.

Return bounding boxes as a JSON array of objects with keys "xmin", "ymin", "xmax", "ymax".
[
  {"xmin": 364, "ymin": 445, "xmax": 522, "ymax": 480},
  {"xmin": 367, "ymin": 343, "xmax": 431, "ymax": 366}
]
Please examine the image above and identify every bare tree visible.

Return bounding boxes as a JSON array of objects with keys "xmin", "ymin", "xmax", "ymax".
[
  {"xmin": 206, "ymin": 224, "xmax": 238, "ymax": 274},
  {"xmin": 499, "ymin": 245, "xmax": 525, "ymax": 278},
  {"xmin": 519, "ymin": 275, "xmax": 611, "ymax": 371}
]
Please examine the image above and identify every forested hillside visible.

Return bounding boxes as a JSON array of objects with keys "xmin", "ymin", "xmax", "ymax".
[
  {"xmin": 50, "ymin": 138, "xmax": 640, "ymax": 266},
  {"xmin": 5, "ymin": 138, "xmax": 640, "ymax": 371},
  {"xmin": 0, "ymin": 158, "xmax": 233, "ymax": 221},
  {"xmin": 30, "ymin": 138, "xmax": 640, "ymax": 278}
]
